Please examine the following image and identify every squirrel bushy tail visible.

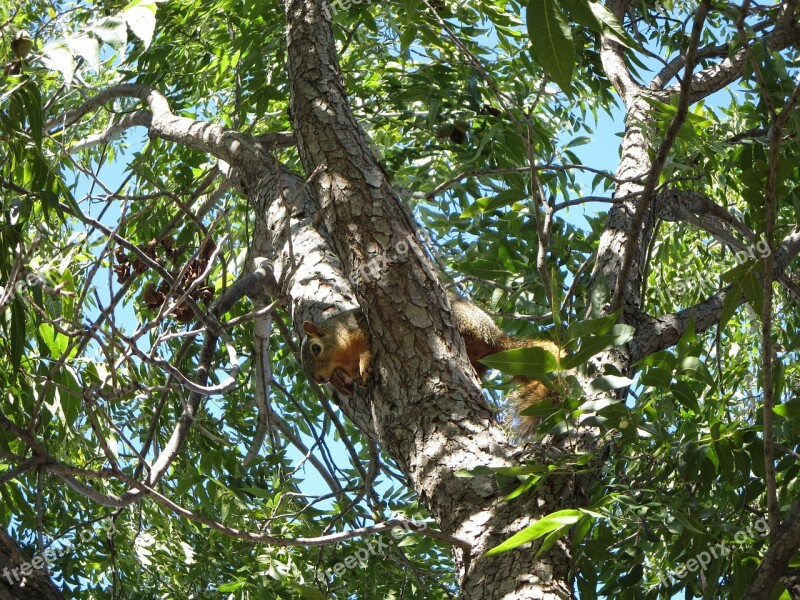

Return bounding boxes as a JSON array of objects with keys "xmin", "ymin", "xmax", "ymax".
[
  {"xmin": 486, "ymin": 336, "xmax": 562, "ymax": 436},
  {"xmin": 301, "ymin": 293, "xmax": 561, "ymax": 435}
]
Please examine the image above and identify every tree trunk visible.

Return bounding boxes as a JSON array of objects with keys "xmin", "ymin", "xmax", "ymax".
[
  {"xmin": 248, "ymin": 146, "xmax": 596, "ymax": 596},
  {"xmin": 0, "ymin": 529, "xmax": 64, "ymax": 600},
  {"xmin": 233, "ymin": 2, "xmax": 613, "ymax": 597}
]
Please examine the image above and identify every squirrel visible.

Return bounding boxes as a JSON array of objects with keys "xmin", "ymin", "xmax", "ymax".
[{"xmin": 301, "ymin": 293, "xmax": 560, "ymax": 435}]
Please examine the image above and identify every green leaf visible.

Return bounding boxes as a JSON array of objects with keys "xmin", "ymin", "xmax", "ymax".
[
  {"xmin": 505, "ymin": 475, "xmax": 542, "ymax": 500},
  {"xmin": 19, "ymin": 82, "xmax": 43, "ymax": 147},
  {"xmin": 740, "ymin": 266, "xmax": 764, "ymax": 316},
  {"xmin": 561, "ymin": 0, "xmax": 603, "ymax": 33},
  {"xmin": 485, "ymin": 510, "xmax": 584, "ymax": 556},
  {"xmin": 462, "ymin": 189, "xmax": 526, "ymax": 217},
  {"xmin": 38, "ymin": 322, "xmax": 68, "ymax": 357},
  {"xmin": 640, "ymin": 367, "xmax": 672, "ymax": 389},
  {"xmin": 458, "ymin": 258, "xmax": 511, "ymax": 279},
  {"xmin": 550, "ymin": 265, "xmax": 562, "ymax": 328},
  {"xmin": 10, "ymin": 298, "xmax": 26, "ymax": 374},
  {"xmin": 294, "ymin": 583, "xmax": 327, "ymax": 600},
  {"xmin": 466, "ymin": 74, "xmax": 482, "ymax": 111},
  {"xmin": 59, "ymin": 366, "xmax": 83, "ymax": 426},
  {"xmin": 561, "ymin": 0, "xmax": 628, "ymax": 47},
  {"xmin": 565, "ymin": 311, "xmax": 619, "ymax": 344},
  {"xmin": 635, "ymin": 350, "xmax": 676, "ymax": 371},
  {"xmin": 526, "ymin": 0, "xmax": 575, "ymax": 93},
  {"xmin": 399, "ymin": 25, "xmax": 417, "ymax": 54},
  {"xmin": 562, "ymin": 324, "xmax": 635, "ymax": 369},
  {"xmin": 774, "ymin": 398, "xmax": 800, "ymax": 418},
  {"xmin": 217, "ymin": 580, "xmax": 246, "ymax": 592},
  {"xmin": 720, "ymin": 259, "xmax": 759, "ymax": 324},
  {"xmin": 585, "ymin": 1, "xmax": 634, "ymax": 47},
  {"xmin": 457, "ymin": 464, "xmax": 552, "ymax": 477},
  {"xmin": 670, "ymin": 510, "xmax": 705, "ymax": 534},
  {"xmin": 535, "ymin": 525, "xmax": 569, "ymax": 558},
  {"xmin": 427, "ymin": 96, "xmax": 441, "ymax": 128},
  {"xmin": 678, "ymin": 356, "xmax": 715, "ymax": 387},
  {"xmin": 772, "ymin": 356, "xmax": 784, "ymax": 403},
  {"xmin": 719, "ymin": 280, "xmax": 743, "ymax": 331},
  {"xmin": 588, "ymin": 375, "xmax": 633, "ymax": 392},
  {"xmin": 670, "ymin": 380, "xmax": 700, "ymax": 413},
  {"xmin": 676, "ymin": 311, "xmax": 696, "ymax": 357},
  {"xmin": 481, "ymin": 345, "xmax": 559, "ymax": 377}
]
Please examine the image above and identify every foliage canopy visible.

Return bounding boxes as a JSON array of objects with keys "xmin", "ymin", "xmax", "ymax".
[{"xmin": 1, "ymin": 0, "xmax": 799, "ymax": 598}]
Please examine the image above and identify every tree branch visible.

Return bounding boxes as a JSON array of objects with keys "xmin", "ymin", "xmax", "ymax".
[
  {"xmin": 609, "ymin": 0, "xmax": 711, "ymax": 312},
  {"xmin": 599, "ymin": 0, "xmax": 646, "ymax": 106},
  {"xmin": 630, "ymin": 226, "xmax": 800, "ymax": 362},
  {"xmin": 679, "ymin": 18, "xmax": 800, "ymax": 105},
  {"xmin": 0, "ymin": 527, "xmax": 64, "ymax": 600},
  {"xmin": 46, "ymin": 83, "xmax": 265, "ymax": 171},
  {"xmin": 650, "ymin": 42, "xmax": 729, "ymax": 90},
  {"xmin": 65, "ymin": 110, "xmax": 152, "ymax": 152},
  {"xmin": 744, "ymin": 498, "xmax": 800, "ymax": 599},
  {"xmin": 653, "ymin": 189, "xmax": 800, "ymax": 302}
]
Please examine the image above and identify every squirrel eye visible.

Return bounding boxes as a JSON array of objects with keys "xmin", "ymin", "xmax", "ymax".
[{"xmin": 311, "ymin": 343, "xmax": 322, "ymax": 356}]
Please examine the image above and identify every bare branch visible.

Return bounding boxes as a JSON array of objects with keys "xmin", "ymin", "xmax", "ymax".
[
  {"xmin": 610, "ymin": 0, "xmax": 711, "ymax": 312},
  {"xmin": 46, "ymin": 83, "xmax": 265, "ymax": 169},
  {"xmin": 630, "ymin": 226, "xmax": 800, "ymax": 361},
  {"xmin": 105, "ymin": 466, "xmax": 470, "ymax": 549},
  {"xmin": 66, "ymin": 110, "xmax": 152, "ymax": 153}
]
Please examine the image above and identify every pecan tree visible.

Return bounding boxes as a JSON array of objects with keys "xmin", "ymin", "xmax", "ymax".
[{"xmin": 1, "ymin": 0, "xmax": 799, "ymax": 598}]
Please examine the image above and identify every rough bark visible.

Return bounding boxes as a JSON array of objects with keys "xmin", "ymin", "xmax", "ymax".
[
  {"xmin": 247, "ymin": 147, "xmax": 590, "ymax": 598},
  {"xmin": 267, "ymin": 0, "xmax": 800, "ymax": 595},
  {"xmin": 253, "ymin": 1, "xmax": 600, "ymax": 596},
  {"xmin": 0, "ymin": 529, "xmax": 64, "ymax": 600},
  {"xmin": 745, "ymin": 498, "xmax": 800, "ymax": 599},
  {"xmin": 5, "ymin": 0, "xmax": 796, "ymax": 596}
]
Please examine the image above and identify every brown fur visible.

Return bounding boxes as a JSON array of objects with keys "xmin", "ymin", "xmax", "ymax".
[{"xmin": 300, "ymin": 294, "xmax": 561, "ymax": 435}]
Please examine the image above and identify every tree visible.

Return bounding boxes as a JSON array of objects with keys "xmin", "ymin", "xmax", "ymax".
[{"xmin": 0, "ymin": 0, "xmax": 799, "ymax": 597}]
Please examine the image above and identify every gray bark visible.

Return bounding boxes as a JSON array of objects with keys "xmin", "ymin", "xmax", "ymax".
[
  {"xmin": 23, "ymin": 0, "xmax": 799, "ymax": 596},
  {"xmin": 0, "ymin": 529, "xmax": 64, "ymax": 600}
]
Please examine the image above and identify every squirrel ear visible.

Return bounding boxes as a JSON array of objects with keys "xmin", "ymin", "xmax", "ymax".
[{"xmin": 303, "ymin": 321, "xmax": 321, "ymax": 336}]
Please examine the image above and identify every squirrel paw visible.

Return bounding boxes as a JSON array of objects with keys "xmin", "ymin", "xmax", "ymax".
[{"xmin": 330, "ymin": 368, "xmax": 356, "ymax": 396}]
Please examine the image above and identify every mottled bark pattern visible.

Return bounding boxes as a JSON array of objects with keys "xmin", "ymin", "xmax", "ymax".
[
  {"xmin": 273, "ymin": 0, "xmax": 592, "ymax": 596},
  {"xmin": 0, "ymin": 529, "xmax": 64, "ymax": 600}
]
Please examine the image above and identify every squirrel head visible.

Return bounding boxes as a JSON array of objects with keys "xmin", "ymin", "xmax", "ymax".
[
  {"xmin": 300, "ymin": 320, "xmax": 358, "ymax": 395},
  {"xmin": 301, "ymin": 321, "xmax": 331, "ymax": 380}
]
